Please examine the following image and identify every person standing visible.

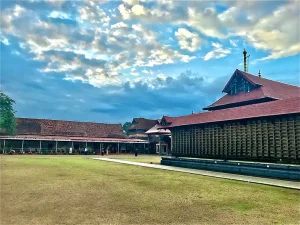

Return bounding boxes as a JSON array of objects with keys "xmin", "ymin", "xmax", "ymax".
[
  {"xmin": 84, "ymin": 147, "xmax": 88, "ymax": 156},
  {"xmin": 69, "ymin": 147, "xmax": 73, "ymax": 155}
]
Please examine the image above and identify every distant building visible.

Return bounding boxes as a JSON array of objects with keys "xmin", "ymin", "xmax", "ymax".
[
  {"xmin": 159, "ymin": 69, "xmax": 300, "ymax": 163},
  {"xmin": 128, "ymin": 118, "xmax": 158, "ymax": 139},
  {"xmin": 128, "ymin": 118, "xmax": 171, "ymax": 154},
  {"xmin": 0, "ymin": 118, "xmax": 148, "ymax": 154},
  {"xmin": 16, "ymin": 118, "xmax": 126, "ymax": 138},
  {"xmin": 145, "ymin": 123, "xmax": 171, "ymax": 155}
]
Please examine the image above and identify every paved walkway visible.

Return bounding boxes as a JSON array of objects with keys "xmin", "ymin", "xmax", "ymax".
[{"xmin": 92, "ymin": 158, "xmax": 300, "ymax": 190}]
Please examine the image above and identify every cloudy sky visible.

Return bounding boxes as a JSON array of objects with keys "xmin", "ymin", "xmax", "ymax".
[{"xmin": 1, "ymin": 0, "xmax": 299, "ymax": 124}]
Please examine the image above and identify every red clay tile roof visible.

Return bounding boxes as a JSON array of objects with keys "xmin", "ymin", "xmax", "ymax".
[
  {"xmin": 204, "ymin": 88, "xmax": 275, "ymax": 110},
  {"xmin": 160, "ymin": 97, "xmax": 300, "ymax": 128},
  {"xmin": 128, "ymin": 118, "xmax": 158, "ymax": 131},
  {"xmin": 16, "ymin": 118, "xmax": 126, "ymax": 138},
  {"xmin": 205, "ymin": 69, "xmax": 300, "ymax": 110}
]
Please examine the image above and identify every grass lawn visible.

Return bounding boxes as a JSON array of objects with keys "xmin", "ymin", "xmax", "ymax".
[{"xmin": 1, "ymin": 155, "xmax": 299, "ymax": 225}]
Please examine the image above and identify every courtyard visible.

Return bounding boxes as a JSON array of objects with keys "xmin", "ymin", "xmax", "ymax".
[{"xmin": 1, "ymin": 155, "xmax": 299, "ymax": 225}]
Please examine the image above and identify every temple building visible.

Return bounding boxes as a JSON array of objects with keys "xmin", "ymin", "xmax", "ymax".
[
  {"xmin": 128, "ymin": 118, "xmax": 158, "ymax": 139},
  {"xmin": 159, "ymin": 69, "xmax": 300, "ymax": 163},
  {"xmin": 128, "ymin": 118, "xmax": 171, "ymax": 154},
  {"xmin": 145, "ymin": 123, "xmax": 171, "ymax": 155},
  {"xmin": 0, "ymin": 118, "xmax": 148, "ymax": 154}
]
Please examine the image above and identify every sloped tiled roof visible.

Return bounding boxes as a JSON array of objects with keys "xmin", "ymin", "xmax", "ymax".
[
  {"xmin": 145, "ymin": 124, "xmax": 171, "ymax": 134},
  {"xmin": 160, "ymin": 97, "xmax": 300, "ymax": 128},
  {"xmin": 16, "ymin": 118, "xmax": 126, "ymax": 138},
  {"xmin": 128, "ymin": 118, "xmax": 158, "ymax": 131},
  {"xmin": 205, "ymin": 69, "xmax": 300, "ymax": 110}
]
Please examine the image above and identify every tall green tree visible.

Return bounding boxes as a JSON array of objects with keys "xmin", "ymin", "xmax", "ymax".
[
  {"xmin": 122, "ymin": 122, "xmax": 132, "ymax": 136},
  {"xmin": 0, "ymin": 92, "xmax": 16, "ymax": 135}
]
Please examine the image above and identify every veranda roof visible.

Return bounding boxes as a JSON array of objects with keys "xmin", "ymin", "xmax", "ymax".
[{"xmin": 0, "ymin": 135, "xmax": 149, "ymax": 143}]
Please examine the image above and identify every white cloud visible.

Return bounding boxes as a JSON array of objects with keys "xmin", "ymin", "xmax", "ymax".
[
  {"xmin": 186, "ymin": 7, "xmax": 226, "ymax": 39},
  {"xmin": 131, "ymin": 4, "xmax": 147, "ymax": 16},
  {"xmin": 0, "ymin": 36, "xmax": 9, "ymax": 45},
  {"xmin": 48, "ymin": 11, "xmax": 70, "ymax": 19},
  {"xmin": 258, "ymin": 45, "xmax": 300, "ymax": 61},
  {"xmin": 245, "ymin": 1, "xmax": 300, "ymax": 60},
  {"xmin": 142, "ymin": 69, "xmax": 148, "ymax": 74},
  {"xmin": 157, "ymin": 73, "xmax": 167, "ymax": 80},
  {"xmin": 175, "ymin": 28, "xmax": 202, "ymax": 52},
  {"xmin": 118, "ymin": 4, "xmax": 131, "ymax": 20},
  {"xmin": 132, "ymin": 24, "xmax": 142, "ymax": 32},
  {"xmin": 78, "ymin": 4, "xmax": 107, "ymax": 24},
  {"xmin": 1, "ymin": 0, "xmax": 298, "ymax": 89},
  {"xmin": 115, "ymin": 1, "xmax": 299, "ymax": 60},
  {"xmin": 111, "ymin": 22, "xmax": 128, "ymax": 29},
  {"xmin": 130, "ymin": 72, "xmax": 139, "ymax": 76},
  {"xmin": 132, "ymin": 24, "xmax": 157, "ymax": 43},
  {"xmin": 45, "ymin": 0, "xmax": 66, "ymax": 7},
  {"xmin": 229, "ymin": 39, "xmax": 238, "ymax": 47},
  {"xmin": 203, "ymin": 42, "xmax": 231, "ymax": 61},
  {"xmin": 123, "ymin": 0, "xmax": 138, "ymax": 6},
  {"xmin": 13, "ymin": 5, "xmax": 26, "ymax": 17}
]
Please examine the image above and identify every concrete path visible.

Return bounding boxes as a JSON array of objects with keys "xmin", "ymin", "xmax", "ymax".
[{"xmin": 92, "ymin": 158, "xmax": 300, "ymax": 190}]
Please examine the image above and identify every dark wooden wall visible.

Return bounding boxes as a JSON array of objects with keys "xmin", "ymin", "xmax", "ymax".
[{"xmin": 171, "ymin": 114, "xmax": 300, "ymax": 163}]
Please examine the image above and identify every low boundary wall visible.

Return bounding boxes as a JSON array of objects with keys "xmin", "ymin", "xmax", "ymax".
[{"xmin": 161, "ymin": 157, "xmax": 300, "ymax": 181}]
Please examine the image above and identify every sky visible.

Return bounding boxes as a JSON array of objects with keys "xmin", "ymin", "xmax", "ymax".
[{"xmin": 1, "ymin": 0, "xmax": 299, "ymax": 124}]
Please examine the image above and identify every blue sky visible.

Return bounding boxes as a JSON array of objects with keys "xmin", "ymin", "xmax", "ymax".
[{"xmin": 1, "ymin": 0, "xmax": 299, "ymax": 124}]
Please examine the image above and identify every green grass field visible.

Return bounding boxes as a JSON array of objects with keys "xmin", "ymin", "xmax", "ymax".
[{"xmin": 1, "ymin": 155, "xmax": 299, "ymax": 225}]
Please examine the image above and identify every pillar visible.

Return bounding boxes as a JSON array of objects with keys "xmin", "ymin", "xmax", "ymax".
[
  {"xmin": 159, "ymin": 136, "xmax": 162, "ymax": 155},
  {"xmin": 55, "ymin": 141, "xmax": 58, "ymax": 153},
  {"xmin": 3, "ymin": 139, "xmax": 6, "ymax": 154},
  {"xmin": 21, "ymin": 139, "xmax": 24, "ymax": 153},
  {"xmin": 170, "ymin": 133, "xmax": 173, "ymax": 155},
  {"xmin": 117, "ymin": 143, "xmax": 120, "ymax": 154},
  {"xmin": 39, "ymin": 140, "xmax": 42, "ymax": 153}
]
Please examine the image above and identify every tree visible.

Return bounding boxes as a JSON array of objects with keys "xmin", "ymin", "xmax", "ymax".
[
  {"xmin": 122, "ymin": 122, "xmax": 132, "ymax": 136},
  {"xmin": 0, "ymin": 92, "xmax": 16, "ymax": 135}
]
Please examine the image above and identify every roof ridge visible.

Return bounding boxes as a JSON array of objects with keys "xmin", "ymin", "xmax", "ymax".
[
  {"xmin": 164, "ymin": 112, "xmax": 203, "ymax": 120},
  {"xmin": 17, "ymin": 117, "xmax": 121, "ymax": 125},
  {"xmin": 237, "ymin": 69, "xmax": 300, "ymax": 88},
  {"xmin": 214, "ymin": 96, "xmax": 298, "ymax": 114},
  {"xmin": 134, "ymin": 117, "xmax": 157, "ymax": 121}
]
